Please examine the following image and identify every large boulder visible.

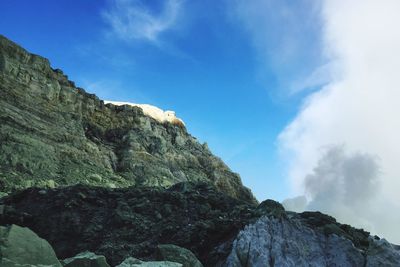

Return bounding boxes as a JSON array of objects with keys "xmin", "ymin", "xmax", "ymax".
[
  {"xmin": 61, "ymin": 251, "xmax": 110, "ymax": 267},
  {"xmin": 223, "ymin": 215, "xmax": 400, "ymax": 267},
  {"xmin": 116, "ymin": 257, "xmax": 182, "ymax": 267},
  {"xmin": 156, "ymin": 244, "xmax": 203, "ymax": 267},
  {"xmin": 0, "ymin": 224, "xmax": 61, "ymax": 267}
]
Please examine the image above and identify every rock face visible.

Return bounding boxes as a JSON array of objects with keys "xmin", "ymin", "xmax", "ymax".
[
  {"xmin": 0, "ymin": 35, "xmax": 255, "ymax": 204},
  {"xmin": 0, "ymin": 224, "xmax": 61, "ymax": 267},
  {"xmin": 1, "ymin": 185, "xmax": 400, "ymax": 266},
  {"xmin": 0, "ymin": 183, "xmax": 262, "ymax": 266},
  {"xmin": 223, "ymin": 215, "xmax": 400, "ymax": 267}
]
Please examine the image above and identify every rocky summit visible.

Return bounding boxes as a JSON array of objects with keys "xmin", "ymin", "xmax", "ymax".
[
  {"xmin": 0, "ymin": 35, "xmax": 254, "ymax": 204},
  {"xmin": 0, "ymin": 34, "xmax": 400, "ymax": 267}
]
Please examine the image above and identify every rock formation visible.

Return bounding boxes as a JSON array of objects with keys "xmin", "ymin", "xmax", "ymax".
[
  {"xmin": 0, "ymin": 34, "xmax": 255, "ymax": 204},
  {"xmin": 223, "ymin": 214, "xmax": 400, "ymax": 267},
  {"xmin": 116, "ymin": 258, "xmax": 182, "ymax": 267},
  {"xmin": 62, "ymin": 252, "xmax": 110, "ymax": 267},
  {"xmin": 0, "ymin": 34, "xmax": 400, "ymax": 267}
]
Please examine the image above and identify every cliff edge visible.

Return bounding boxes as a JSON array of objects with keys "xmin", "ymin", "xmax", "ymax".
[{"xmin": 0, "ymin": 35, "xmax": 255, "ymax": 203}]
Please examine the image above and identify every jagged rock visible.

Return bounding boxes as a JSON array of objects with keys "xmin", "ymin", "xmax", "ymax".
[
  {"xmin": 0, "ymin": 183, "xmax": 259, "ymax": 266},
  {"xmin": 223, "ymin": 215, "xmax": 400, "ymax": 267},
  {"xmin": 366, "ymin": 237, "xmax": 400, "ymax": 266},
  {"xmin": 61, "ymin": 251, "xmax": 110, "ymax": 267},
  {"xmin": 0, "ymin": 224, "xmax": 61, "ymax": 267},
  {"xmin": 0, "ymin": 34, "xmax": 255, "ymax": 204},
  {"xmin": 116, "ymin": 257, "xmax": 182, "ymax": 267},
  {"xmin": 255, "ymin": 199, "xmax": 286, "ymax": 218},
  {"xmin": 156, "ymin": 244, "xmax": 203, "ymax": 267}
]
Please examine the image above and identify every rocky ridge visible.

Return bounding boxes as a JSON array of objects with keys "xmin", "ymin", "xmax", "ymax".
[{"xmin": 0, "ymin": 35, "xmax": 254, "ymax": 204}]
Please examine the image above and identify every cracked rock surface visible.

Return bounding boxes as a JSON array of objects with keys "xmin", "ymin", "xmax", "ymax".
[
  {"xmin": 0, "ymin": 35, "xmax": 255, "ymax": 204},
  {"xmin": 223, "ymin": 215, "xmax": 400, "ymax": 267}
]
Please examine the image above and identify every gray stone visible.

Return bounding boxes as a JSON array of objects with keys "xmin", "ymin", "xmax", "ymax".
[
  {"xmin": 116, "ymin": 257, "xmax": 182, "ymax": 267},
  {"xmin": 61, "ymin": 251, "xmax": 110, "ymax": 267},
  {"xmin": 223, "ymin": 216, "xmax": 400, "ymax": 267},
  {"xmin": 0, "ymin": 224, "xmax": 61, "ymax": 267},
  {"xmin": 366, "ymin": 238, "xmax": 400, "ymax": 267},
  {"xmin": 156, "ymin": 244, "xmax": 203, "ymax": 267}
]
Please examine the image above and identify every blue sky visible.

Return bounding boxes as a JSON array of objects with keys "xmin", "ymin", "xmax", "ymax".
[{"xmin": 0, "ymin": 0, "xmax": 324, "ymax": 201}]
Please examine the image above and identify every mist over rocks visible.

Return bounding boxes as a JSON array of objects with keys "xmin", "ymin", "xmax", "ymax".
[
  {"xmin": 278, "ymin": 0, "xmax": 400, "ymax": 244},
  {"xmin": 282, "ymin": 146, "xmax": 400, "ymax": 243}
]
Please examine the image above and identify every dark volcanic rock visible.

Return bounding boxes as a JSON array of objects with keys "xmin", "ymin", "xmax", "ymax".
[
  {"xmin": 0, "ymin": 35, "xmax": 255, "ymax": 204},
  {"xmin": 0, "ymin": 182, "xmax": 259, "ymax": 266},
  {"xmin": 1, "ymin": 183, "xmax": 397, "ymax": 266}
]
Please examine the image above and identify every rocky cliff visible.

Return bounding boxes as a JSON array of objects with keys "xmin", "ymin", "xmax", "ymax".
[
  {"xmin": 0, "ymin": 35, "xmax": 254, "ymax": 203},
  {"xmin": 224, "ymin": 212, "xmax": 400, "ymax": 266},
  {"xmin": 1, "ymin": 35, "xmax": 400, "ymax": 267}
]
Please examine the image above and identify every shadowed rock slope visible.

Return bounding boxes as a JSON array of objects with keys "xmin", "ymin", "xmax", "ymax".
[
  {"xmin": 0, "ymin": 183, "xmax": 261, "ymax": 266},
  {"xmin": 0, "ymin": 35, "xmax": 254, "ymax": 203},
  {"xmin": 1, "ymin": 184, "xmax": 399, "ymax": 266}
]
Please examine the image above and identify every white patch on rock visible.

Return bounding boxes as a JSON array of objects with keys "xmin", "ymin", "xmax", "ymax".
[{"xmin": 105, "ymin": 101, "xmax": 185, "ymax": 126}]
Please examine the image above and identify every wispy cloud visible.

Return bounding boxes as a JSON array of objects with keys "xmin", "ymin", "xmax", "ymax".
[
  {"xmin": 229, "ymin": 0, "xmax": 325, "ymax": 94},
  {"xmin": 102, "ymin": 0, "xmax": 183, "ymax": 44},
  {"xmin": 280, "ymin": 0, "xmax": 400, "ymax": 243}
]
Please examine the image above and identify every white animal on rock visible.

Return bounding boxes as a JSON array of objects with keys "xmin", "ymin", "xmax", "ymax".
[{"xmin": 105, "ymin": 101, "xmax": 185, "ymax": 127}]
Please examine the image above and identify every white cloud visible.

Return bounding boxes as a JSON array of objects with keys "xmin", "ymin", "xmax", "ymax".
[
  {"xmin": 288, "ymin": 62, "xmax": 336, "ymax": 95},
  {"xmin": 103, "ymin": 0, "xmax": 183, "ymax": 43},
  {"xmin": 279, "ymin": 0, "xmax": 400, "ymax": 243}
]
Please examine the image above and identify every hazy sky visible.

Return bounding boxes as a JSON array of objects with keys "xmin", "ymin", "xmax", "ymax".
[{"xmin": 1, "ymin": 0, "xmax": 399, "ymax": 242}]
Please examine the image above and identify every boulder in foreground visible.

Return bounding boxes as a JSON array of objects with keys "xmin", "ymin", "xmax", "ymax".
[
  {"xmin": 156, "ymin": 244, "xmax": 203, "ymax": 267},
  {"xmin": 62, "ymin": 251, "xmax": 110, "ymax": 267},
  {"xmin": 0, "ymin": 224, "xmax": 61, "ymax": 267},
  {"xmin": 116, "ymin": 257, "xmax": 182, "ymax": 267}
]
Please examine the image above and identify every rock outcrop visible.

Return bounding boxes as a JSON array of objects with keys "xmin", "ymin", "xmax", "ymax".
[
  {"xmin": 0, "ymin": 34, "xmax": 255, "ymax": 204},
  {"xmin": 223, "ymin": 214, "xmax": 400, "ymax": 267},
  {"xmin": 116, "ymin": 257, "xmax": 182, "ymax": 267},
  {"xmin": 156, "ymin": 244, "xmax": 203, "ymax": 267},
  {"xmin": 62, "ymin": 251, "xmax": 110, "ymax": 267}
]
